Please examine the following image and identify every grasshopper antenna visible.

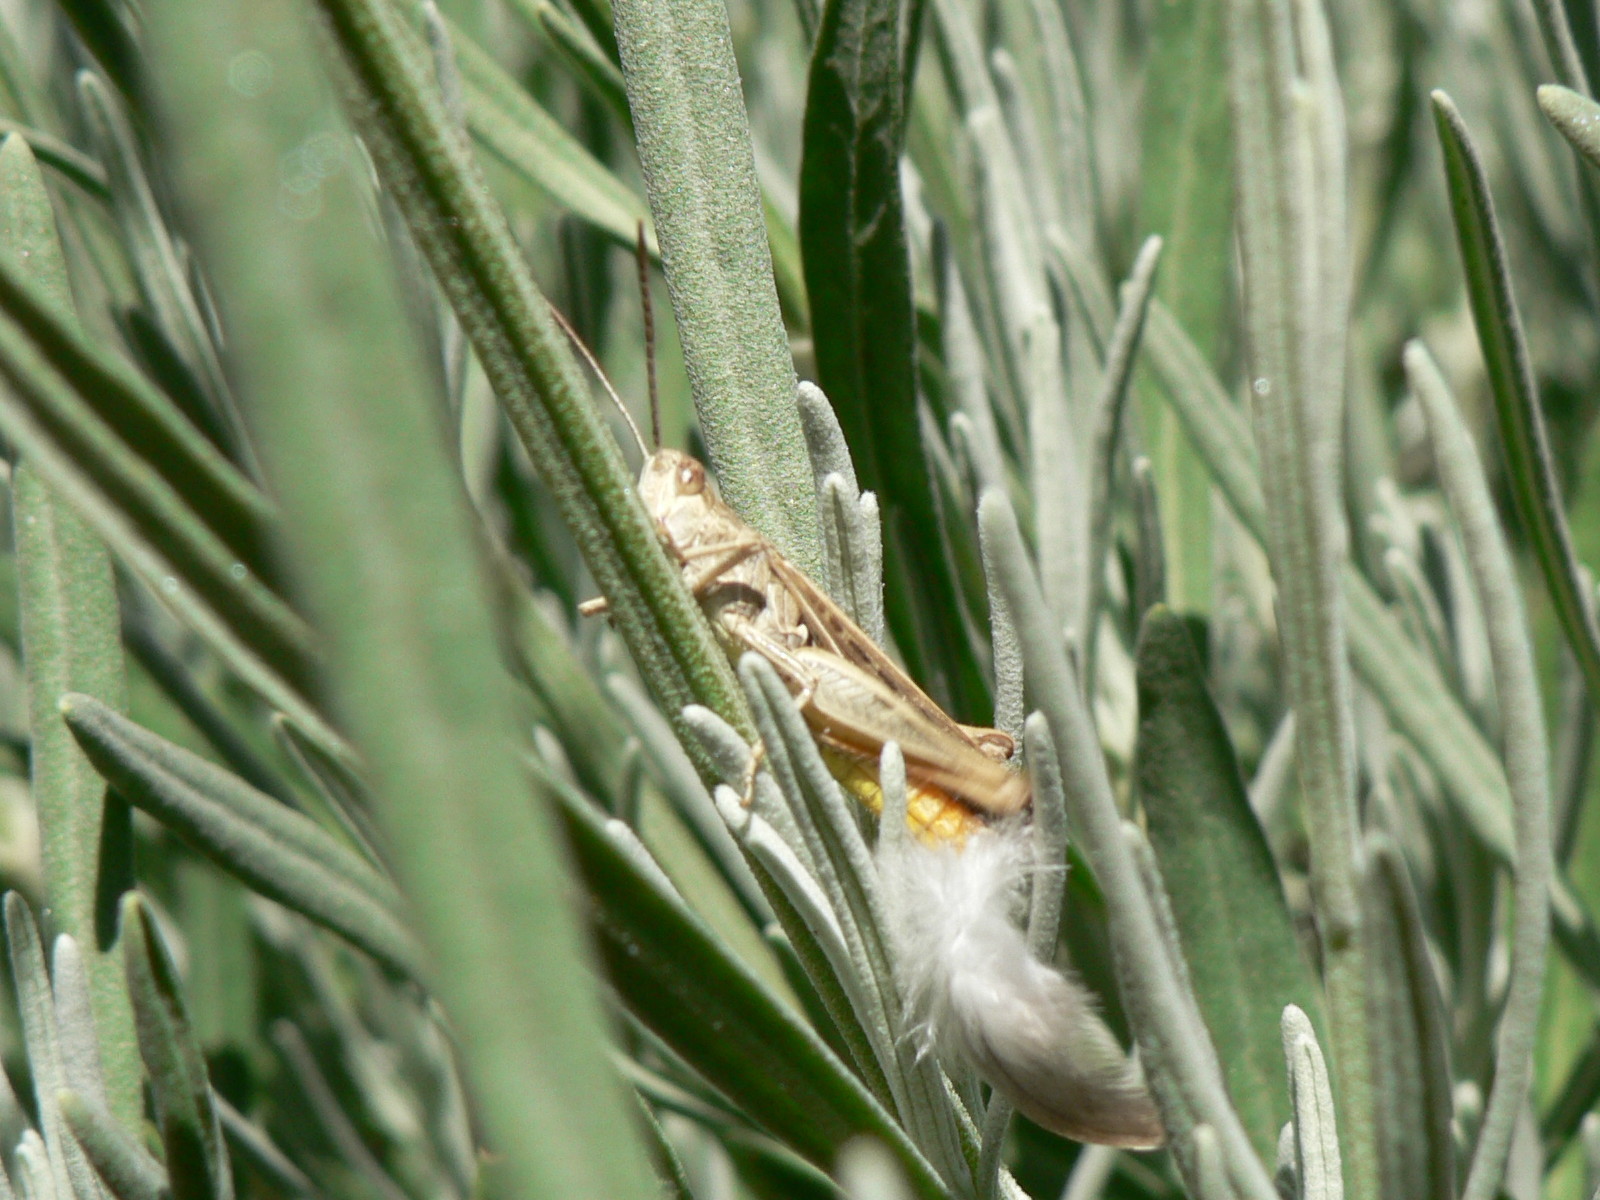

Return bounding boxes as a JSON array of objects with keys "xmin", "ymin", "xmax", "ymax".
[
  {"xmin": 547, "ymin": 300, "xmax": 650, "ymax": 461},
  {"xmin": 636, "ymin": 220, "xmax": 661, "ymax": 451}
]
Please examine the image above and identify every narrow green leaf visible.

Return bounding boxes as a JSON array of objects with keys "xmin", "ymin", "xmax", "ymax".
[
  {"xmin": 0, "ymin": 299, "xmax": 312, "ymax": 671},
  {"xmin": 979, "ymin": 492, "xmax": 1279, "ymax": 1200},
  {"xmin": 53, "ymin": 3, "xmax": 141, "ymax": 104},
  {"xmin": 608, "ymin": 673, "xmax": 770, "ymax": 922},
  {"xmin": 798, "ymin": 0, "xmax": 983, "ymax": 718},
  {"xmin": 77, "ymin": 72, "xmax": 253, "ymax": 461},
  {"xmin": 1136, "ymin": 0, "xmax": 1232, "ymax": 610},
  {"xmin": 1, "ymin": 132, "xmax": 142, "ymax": 1129},
  {"xmin": 1407, "ymin": 336, "xmax": 1552, "ymax": 1200},
  {"xmin": 60, "ymin": 1088, "xmax": 169, "ymax": 1200},
  {"xmin": 270, "ymin": 714, "xmax": 383, "ymax": 861},
  {"xmin": 1224, "ymin": 0, "xmax": 1373, "ymax": 1185},
  {"xmin": 216, "ymin": 1095, "xmax": 322, "ymax": 1200},
  {"xmin": 1098, "ymin": 266, "xmax": 1518, "ymax": 868},
  {"xmin": 314, "ymin": 0, "xmax": 751, "ymax": 744},
  {"xmin": 122, "ymin": 893, "xmax": 233, "ymax": 1200},
  {"xmin": 141, "ymin": 2, "xmax": 667, "ymax": 1194},
  {"xmin": 1527, "ymin": 0, "xmax": 1592, "ymax": 93},
  {"xmin": 1084, "ymin": 238, "xmax": 1161, "ymax": 655},
  {"xmin": 1361, "ymin": 836, "xmax": 1455, "ymax": 1200},
  {"xmin": 0, "ymin": 233, "xmax": 277, "ymax": 573},
  {"xmin": 443, "ymin": 13, "xmax": 652, "ymax": 246},
  {"xmin": 1433, "ymin": 91, "xmax": 1600, "ymax": 711},
  {"xmin": 507, "ymin": 585, "xmax": 635, "ymax": 806},
  {"xmin": 1542, "ymin": 1023, "xmax": 1600, "ymax": 1159},
  {"xmin": 529, "ymin": 1, "xmax": 632, "ymax": 127},
  {"xmin": 0, "ymin": 244, "xmax": 334, "ymax": 754},
  {"xmin": 123, "ymin": 614, "xmax": 293, "ymax": 805},
  {"xmin": 613, "ymin": 0, "xmax": 823, "ymax": 580},
  {"xmin": 504, "ymin": 0, "xmax": 620, "ymax": 73},
  {"xmin": 1133, "ymin": 278, "xmax": 1600, "ymax": 1021},
  {"xmin": 1134, "ymin": 605, "xmax": 1321, "ymax": 1163},
  {"xmin": 268, "ymin": 1020, "xmax": 414, "ymax": 1200},
  {"xmin": 634, "ymin": 1095, "xmax": 694, "ymax": 1200},
  {"xmin": 61, "ymin": 694, "xmax": 424, "ymax": 979},
  {"xmin": 0, "ymin": 121, "xmax": 108, "ymax": 199},
  {"xmin": 548, "ymin": 778, "xmax": 950, "ymax": 1200}
]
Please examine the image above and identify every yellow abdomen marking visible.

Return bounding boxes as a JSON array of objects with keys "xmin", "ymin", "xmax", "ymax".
[{"xmin": 819, "ymin": 747, "xmax": 986, "ymax": 846}]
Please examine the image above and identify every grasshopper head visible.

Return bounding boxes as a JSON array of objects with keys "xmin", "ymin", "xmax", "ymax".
[{"xmin": 639, "ymin": 449, "xmax": 723, "ymax": 546}]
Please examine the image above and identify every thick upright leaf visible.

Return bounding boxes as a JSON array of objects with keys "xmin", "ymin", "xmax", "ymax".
[
  {"xmin": 1136, "ymin": 0, "xmax": 1232, "ymax": 609},
  {"xmin": 1124, "ymin": 273, "xmax": 1600, "ymax": 1008},
  {"xmin": 1104, "ymin": 285, "xmax": 1517, "ymax": 857},
  {"xmin": 613, "ymin": 0, "xmax": 821, "ymax": 578},
  {"xmin": 798, "ymin": 0, "xmax": 985, "ymax": 719},
  {"xmin": 122, "ymin": 894, "xmax": 233, "ymax": 1200},
  {"xmin": 141, "ymin": 2, "xmax": 663, "ymax": 1195},
  {"xmin": 1, "ymin": 132, "xmax": 141, "ymax": 1128},
  {"xmin": 548, "ymin": 779, "xmax": 949, "ymax": 1200},
  {"xmin": 1134, "ymin": 606, "xmax": 1320, "ymax": 1162}
]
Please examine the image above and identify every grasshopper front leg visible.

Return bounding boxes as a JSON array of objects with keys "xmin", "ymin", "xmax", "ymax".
[{"xmin": 578, "ymin": 536, "xmax": 767, "ymax": 617}]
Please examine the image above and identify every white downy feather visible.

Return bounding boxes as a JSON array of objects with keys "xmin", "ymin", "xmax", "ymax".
[{"xmin": 876, "ymin": 822, "xmax": 1164, "ymax": 1149}]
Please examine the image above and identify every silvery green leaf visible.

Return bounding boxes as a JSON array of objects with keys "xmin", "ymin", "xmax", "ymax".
[
  {"xmin": 1282, "ymin": 1006, "xmax": 1343, "ymax": 1200},
  {"xmin": 49, "ymin": 939, "xmax": 106, "ymax": 1106},
  {"xmin": 6, "ymin": 896, "xmax": 81, "ymax": 1200},
  {"xmin": 797, "ymin": 380, "xmax": 861, "ymax": 496},
  {"xmin": 608, "ymin": 675, "xmax": 769, "ymax": 919},
  {"xmin": 58, "ymin": 1091, "xmax": 166, "ymax": 1200},
  {"xmin": 1407, "ymin": 338, "xmax": 1552, "ymax": 1200}
]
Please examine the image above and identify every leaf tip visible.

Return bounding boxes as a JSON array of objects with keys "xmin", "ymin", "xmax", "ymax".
[{"xmin": 1280, "ymin": 1002, "xmax": 1314, "ymax": 1044}]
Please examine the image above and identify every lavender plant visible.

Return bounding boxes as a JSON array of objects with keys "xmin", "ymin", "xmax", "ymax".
[{"xmin": 0, "ymin": 0, "xmax": 1589, "ymax": 1199}]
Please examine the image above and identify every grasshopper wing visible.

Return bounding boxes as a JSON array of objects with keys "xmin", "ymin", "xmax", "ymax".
[
  {"xmin": 768, "ymin": 557, "xmax": 1011, "ymax": 745},
  {"xmin": 790, "ymin": 647, "xmax": 1030, "ymax": 816}
]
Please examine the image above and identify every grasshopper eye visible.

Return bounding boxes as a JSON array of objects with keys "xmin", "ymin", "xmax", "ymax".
[{"xmin": 677, "ymin": 461, "xmax": 706, "ymax": 494}]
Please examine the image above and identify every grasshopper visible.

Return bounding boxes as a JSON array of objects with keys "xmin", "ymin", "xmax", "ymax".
[
  {"xmin": 583, "ymin": 444, "xmax": 1029, "ymax": 842},
  {"xmin": 567, "ymin": 233, "xmax": 1025, "ymax": 839},
  {"xmin": 563, "ymin": 269, "xmax": 1160, "ymax": 1152},
  {"xmin": 588, "ymin": 442, "xmax": 1166, "ymax": 1149}
]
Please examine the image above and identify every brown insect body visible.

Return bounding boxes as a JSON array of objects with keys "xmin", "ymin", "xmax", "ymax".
[
  {"xmin": 605, "ymin": 445, "xmax": 1164, "ymax": 1153},
  {"xmin": 636, "ymin": 449, "xmax": 1029, "ymax": 836}
]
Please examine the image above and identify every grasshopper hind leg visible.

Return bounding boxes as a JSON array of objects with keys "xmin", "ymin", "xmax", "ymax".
[{"xmin": 739, "ymin": 740, "xmax": 767, "ymax": 808}]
